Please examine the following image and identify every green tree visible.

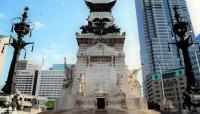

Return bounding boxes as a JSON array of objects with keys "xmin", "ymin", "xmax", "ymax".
[{"xmin": 45, "ymin": 100, "xmax": 56, "ymax": 110}]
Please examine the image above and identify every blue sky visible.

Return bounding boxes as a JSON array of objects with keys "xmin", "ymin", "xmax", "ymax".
[
  {"xmin": 0, "ymin": 0, "xmax": 200, "ymax": 87},
  {"xmin": 0, "ymin": 0, "xmax": 139, "ymax": 86}
]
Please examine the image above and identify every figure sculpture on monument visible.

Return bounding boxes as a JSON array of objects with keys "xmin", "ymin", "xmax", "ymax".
[
  {"xmin": 77, "ymin": 73, "xmax": 86, "ymax": 93},
  {"xmin": 128, "ymin": 68, "xmax": 141, "ymax": 94},
  {"xmin": 63, "ymin": 58, "xmax": 74, "ymax": 88},
  {"xmin": 116, "ymin": 74, "xmax": 123, "ymax": 91}
]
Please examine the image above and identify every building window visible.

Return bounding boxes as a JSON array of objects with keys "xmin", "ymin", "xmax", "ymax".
[
  {"xmin": 156, "ymin": 95, "xmax": 160, "ymax": 98},
  {"xmin": 155, "ymin": 82, "xmax": 159, "ymax": 84},
  {"xmin": 179, "ymin": 78, "xmax": 183, "ymax": 81},
  {"xmin": 181, "ymin": 87, "xmax": 185, "ymax": 90}
]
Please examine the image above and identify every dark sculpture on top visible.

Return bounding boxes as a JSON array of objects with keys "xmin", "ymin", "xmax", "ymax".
[
  {"xmin": 80, "ymin": 18, "xmax": 120, "ymax": 35},
  {"xmin": 80, "ymin": 0, "xmax": 120, "ymax": 35}
]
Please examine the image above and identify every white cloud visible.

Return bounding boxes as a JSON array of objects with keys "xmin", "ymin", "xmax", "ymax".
[
  {"xmin": 34, "ymin": 21, "xmax": 44, "ymax": 29},
  {"xmin": 51, "ymin": 53, "xmax": 76, "ymax": 64},
  {"xmin": 0, "ymin": 13, "xmax": 6, "ymax": 19},
  {"xmin": 51, "ymin": 42, "xmax": 60, "ymax": 49},
  {"xmin": 124, "ymin": 33, "xmax": 141, "ymax": 69},
  {"xmin": 29, "ymin": 47, "xmax": 76, "ymax": 70},
  {"xmin": 187, "ymin": 0, "xmax": 200, "ymax": 35}
]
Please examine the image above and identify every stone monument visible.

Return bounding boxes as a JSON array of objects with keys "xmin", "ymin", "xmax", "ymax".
[{"xmin": 53, "ymin": 0, "xmax": 160, "ymax": 114}]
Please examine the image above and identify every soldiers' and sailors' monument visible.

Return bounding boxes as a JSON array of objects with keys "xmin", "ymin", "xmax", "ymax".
[{"xmin": 50, "ymin": 0, "xmax": 159, "ymax": 114}]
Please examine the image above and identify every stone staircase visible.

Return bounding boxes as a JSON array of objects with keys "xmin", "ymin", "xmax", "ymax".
[{"xmin": 38, "ymin": 109, "xmax": 161, "ymax": 114}]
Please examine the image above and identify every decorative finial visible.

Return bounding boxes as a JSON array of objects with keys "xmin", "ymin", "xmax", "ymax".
[
  {"xmin": 22, "ymin": 6, "xmax": 29, "ymax": 22},
  {"xmin": 24, "ymin": 6, "xmax": 29, "ymax": 12}
]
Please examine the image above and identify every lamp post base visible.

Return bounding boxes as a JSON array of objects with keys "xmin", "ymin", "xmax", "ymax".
[{"xmin": 2, "ymin": 83, "xmax": 16, "ymax": 95}]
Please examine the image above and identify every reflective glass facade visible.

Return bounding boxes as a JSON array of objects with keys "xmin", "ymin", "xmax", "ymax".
[{"xmin": 135, "ymin": 0, "xmax": 200, "ymax": 100}]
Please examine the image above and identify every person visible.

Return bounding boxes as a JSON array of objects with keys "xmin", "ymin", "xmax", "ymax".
[
  {"xmin": 182, "ymin": 92, "xmax": 192, "ymax": 110},
  {"xmin": 10, "ymin": 95, "xmax": 19, "ymax": 111}
]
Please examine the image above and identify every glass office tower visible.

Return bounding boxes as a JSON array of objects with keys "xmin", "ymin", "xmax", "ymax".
[{"xmin": 136, "ymin": 0, "xmax": 200, "ymax": 101}]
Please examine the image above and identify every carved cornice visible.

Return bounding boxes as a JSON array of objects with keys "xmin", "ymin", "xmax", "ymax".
[{"xmin": 85, "ymin": 0, "xmax": 117, "ymax": 12}]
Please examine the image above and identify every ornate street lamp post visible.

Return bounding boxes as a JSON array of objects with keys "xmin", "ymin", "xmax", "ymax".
[
  {"xmin": 169, "ymin": 7, "xmax": 200, "ymax": 110},
  {"xmin": 169, "ymin": 7, "xmax": 199, "ymax": 92},
  {"xmin": 1, "ymin": 7, "xmax": 34, "ymax": 94}
]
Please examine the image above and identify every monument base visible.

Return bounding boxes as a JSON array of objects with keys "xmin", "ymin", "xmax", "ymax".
[{"xmin": 38, "ymin": 109, "xmax": 160, "ymax": 114}]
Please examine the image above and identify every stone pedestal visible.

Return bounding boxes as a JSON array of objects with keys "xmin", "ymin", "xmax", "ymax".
[{"xmin": 56, "ymin": 36, "xmax": 148, "ymax": 111}]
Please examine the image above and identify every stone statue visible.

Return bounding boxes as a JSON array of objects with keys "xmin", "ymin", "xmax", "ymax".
[
  {"xmin": 63, "ymin": 58, "xmax": 74, "ymax": 88},
  {"xmin": 128, "ymin": 68, "xmax": 141, "ymax": 79},
  {"xmin": 128, "ymin": 69, "xmax": 141, "ymax": 94},
  {"xmin": 116, "ymin": 74, "xmax": 123, "ymax": 91},
  {"xmin": 129, "ymin": 80, "xmax": 140, "ymax": 88},
  {"xmin": 77, "ymin": 73, "xmax": 86, "ymax": 93}
]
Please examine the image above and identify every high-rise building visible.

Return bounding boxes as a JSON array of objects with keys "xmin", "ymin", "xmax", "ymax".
[
  {"xmin": 135, "ymin": 0, "xmax": 200, "ymax": 108},
  {"xmin": 15, "ymin": 61, "xmax": 75, "ymax": 99},
  {"xmin": 151, "ymin": 68, "xmax": 187, "ymax": 109},
  {"xmin": 195, "ymin": 34, "xmax": 200, "ymax": 81},
  {"xmin": 15, "ymin": 60, "xmax": 39, "ymax": 95},
  {"xmin": 36, "ymin": 64, "xmax": 74, "ymax": 99},
  {"xmin": 0, "ymin": 34, "xmax": 9, "ymax": 79},
  {"xmin": 196, "ymin": 34, "xmax": 200, "ymax": 47},
  {"xmin": 15, "ymin": 60, "xmax": 35, "ymax": 70}
]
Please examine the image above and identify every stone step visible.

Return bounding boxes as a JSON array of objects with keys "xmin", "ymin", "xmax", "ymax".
[{"xmin": 38, "ymin": 109, "xmax": 160, "ymax": 114}]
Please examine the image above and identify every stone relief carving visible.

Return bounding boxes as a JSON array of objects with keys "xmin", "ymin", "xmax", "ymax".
[
  {"xmin": 63, "ymin": 58, "xmax": 74, "ymax": 89},
  {"xmin": 128, "ymin": 69, "xmax": 141, "ymax": 94},
  {"xmin": 77, "ymin": 73, "xmax": 86, "ymax": 93},
  {"xmin": 63, "ymin": 70, "xmax": 73, "ymax": 88},
  {"xmin": 116, "ymin": 74, "xmax": 123, "ymax": 91},
  {"xmin": 120, "ymin": 92, "xmax": 127, "ymax": 109}
]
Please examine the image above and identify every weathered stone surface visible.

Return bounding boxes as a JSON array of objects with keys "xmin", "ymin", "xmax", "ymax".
[
  {"xmin": 55, "ymin": 33, "xmax": 147, "ymax": 111},
  {"xmin": 39, "ymin": 109, "xmax": 160, "ymax": 114}
]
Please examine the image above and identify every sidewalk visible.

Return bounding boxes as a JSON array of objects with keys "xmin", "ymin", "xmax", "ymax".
[{"xmin": 0, "ymin": 107, "xmax": 41, "ymax": 114}]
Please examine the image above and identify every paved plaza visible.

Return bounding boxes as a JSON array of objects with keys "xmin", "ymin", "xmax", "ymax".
[{"xmin": 0, "ymin": 107, "xmax": 41, "ymax": 114}]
